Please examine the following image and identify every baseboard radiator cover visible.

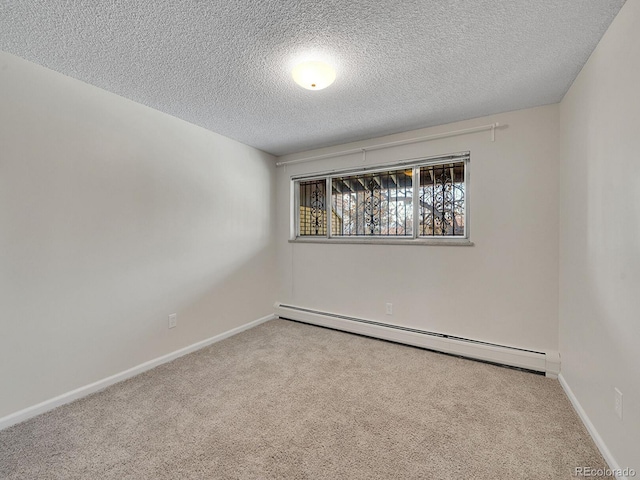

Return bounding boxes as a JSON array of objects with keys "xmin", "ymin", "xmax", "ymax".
[{"xmin": 275, "ymin": 303, "xmax": 559, "ymax": 377}]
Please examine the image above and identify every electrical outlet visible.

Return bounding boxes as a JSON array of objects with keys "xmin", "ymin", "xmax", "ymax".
[
  {"xmin": 385, "ymin": 303, "xmax": 393, "ymax": 315},
  {"xmin": 614, "ymin": 388, "xmax": 623, "ymax": 420},
  {"xmin": 168, "ymin": 313, "xmax": 177, "ymax": 329}
]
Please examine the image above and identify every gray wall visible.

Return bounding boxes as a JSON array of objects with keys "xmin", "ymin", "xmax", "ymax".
[
  {"xmin": 0, "ymin": 52, "xmax": 277, "ymax": 418},
  {"xmin": 276, "ymin": 105, "xmax": 560, "ymax": 355},
  {"xmin": 559, "ymin": 0, "xmax": 640, "ymax": 472}
]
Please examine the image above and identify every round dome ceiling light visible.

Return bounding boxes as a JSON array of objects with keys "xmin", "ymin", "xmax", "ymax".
[{"xmin": 291, "ymin": 61, "xmax": 336, "ymax": 90}]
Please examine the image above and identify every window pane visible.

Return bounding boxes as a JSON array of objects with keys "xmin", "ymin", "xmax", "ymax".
[
  {"xmin": 331, "ymin": 169, "xmax": 413, "ymax": 236},
  {"xmin": 298, "ymin": 179, "xmax": 327, "ymax": 236},
  {"xmin": 419, "ymin": 162, "xmax": 465, "ymax": 236}
]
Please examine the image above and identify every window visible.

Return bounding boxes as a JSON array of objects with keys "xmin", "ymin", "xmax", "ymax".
[
  {"xmin": 298, "ymin": 179, "xmax": 327, "ymax": 236},
  {"xmin": 332, "ymin": 168, "xmax": 414, "ymax": 236},
  {"xmin": 293, "ymin": 153, "xmax": 469, "ymax": 242},
  {"xmin": 418, "ymin": 162, "xmax": 466, "ymax": 236}
]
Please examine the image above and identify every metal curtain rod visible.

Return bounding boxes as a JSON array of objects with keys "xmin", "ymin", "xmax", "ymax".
[{"xmin": 275, "ymin": 122, "xmax": 500, "ymax": 167}]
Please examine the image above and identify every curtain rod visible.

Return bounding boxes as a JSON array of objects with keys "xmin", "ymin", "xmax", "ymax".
[
  {"xmin": 289, "ymin": 152, "xmax": 470, "ymax": 181},
  {"xmin": 276, "ymin": 122, "xmax": 500, "ymax": 167}
]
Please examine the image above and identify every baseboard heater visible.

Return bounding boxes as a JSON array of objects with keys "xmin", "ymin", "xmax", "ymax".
[{"xmin": 274, "ymin": 303, "xmax": 560, "ymax": 378}]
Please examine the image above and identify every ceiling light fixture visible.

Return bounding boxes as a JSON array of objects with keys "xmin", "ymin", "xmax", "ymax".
[{"xmin": 291, "ymin": 61, "xmax": 336, "ymax": 90}]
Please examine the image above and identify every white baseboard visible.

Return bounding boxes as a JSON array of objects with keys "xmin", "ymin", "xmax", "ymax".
[
  {"xmin": 558, "ymin": 373, "xmax": 629, "ymax": 480},
  {"xmin": 275, "ymin": 303, "xmax": 556, "ymax": 375},
  {"xmin": 0, "ymin": 314, "xmax": 276, "ymax": 431}
]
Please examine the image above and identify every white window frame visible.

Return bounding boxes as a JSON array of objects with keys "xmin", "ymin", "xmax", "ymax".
[{"xmin": 290, "ymin": 152, "xmax": 472, "ymax": 246}]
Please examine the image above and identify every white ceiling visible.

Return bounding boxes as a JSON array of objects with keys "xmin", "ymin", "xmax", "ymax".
[{"xmin": 0, "ymin": 1, "xmax": 626, "ymax": 156}]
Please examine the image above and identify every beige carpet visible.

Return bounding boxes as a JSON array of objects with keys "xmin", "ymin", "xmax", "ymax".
[{"xmin": 0, "ymin": 319, "xmax": 610, "ymax": 479}]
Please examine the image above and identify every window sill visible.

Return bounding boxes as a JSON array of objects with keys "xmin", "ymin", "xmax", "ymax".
[{"xmin": 289, "ymin": 238, "xmax": 474, "ymax": 246}]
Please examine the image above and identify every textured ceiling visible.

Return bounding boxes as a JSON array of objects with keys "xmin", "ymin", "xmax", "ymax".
[{"xmin": 0, "ymin": 0, "xmax": 626, "ymax": 156}]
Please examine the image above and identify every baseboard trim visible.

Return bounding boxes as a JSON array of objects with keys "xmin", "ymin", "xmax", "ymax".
[
  {"xmin": 558, "ymin": 373, "xmax": 628, "ymax": 480},
  {"xmin": 0, "ymin": 314, "xmax": 276, "ymax": 431},
  {"xmin": 275, "ymin": 303, "xmax": 557, "ymax": 376}
]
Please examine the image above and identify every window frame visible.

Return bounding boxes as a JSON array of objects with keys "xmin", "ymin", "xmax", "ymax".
[{"xmin": 290, "ymin": 152, "xmax": 472, "ymax": 245}]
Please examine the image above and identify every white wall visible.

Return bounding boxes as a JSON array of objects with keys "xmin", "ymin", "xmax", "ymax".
[
  {"xmin": 559, "ymin": 0, "xmax": 640, "ymax": 472},
  {"xmin": 276, "ymin": 105, "xmax": 560, "ymax": 355},
  {"xmin": 0, "ymin": 52, "xmax": 276, "ymax": 418}
]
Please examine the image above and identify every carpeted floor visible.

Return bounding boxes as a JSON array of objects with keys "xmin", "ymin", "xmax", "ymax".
[{"xmin": 0, "ymin": 319, "xmax": 610, "ymax": 479}]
